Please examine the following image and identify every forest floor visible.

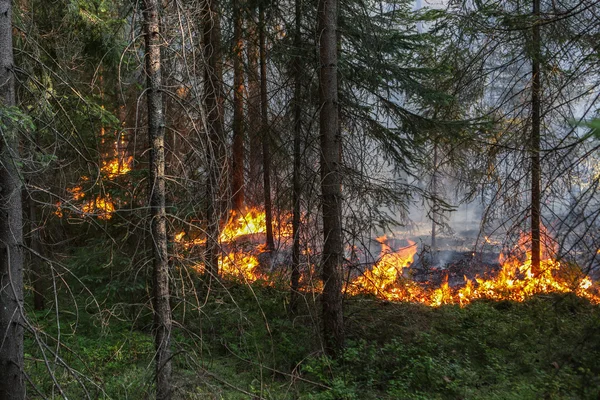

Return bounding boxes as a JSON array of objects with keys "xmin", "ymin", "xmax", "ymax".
[{"xmin": 24, "ymin": 275, "xmax": 600, "ymax": 399}]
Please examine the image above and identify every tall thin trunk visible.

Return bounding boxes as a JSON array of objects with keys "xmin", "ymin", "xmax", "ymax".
[
  {"xmin": 203, "ymin": 0, "xmax": 225, "ymax": 278},
  {"xmin": 142, "ymin": 1, "xmax": 172, "ymax": 398},
  {"xmin": 0, "ymin": 0, "xmax": 25, "ymax": 397},
  {"xmin": 247, "ymin": 6, "xmax": 262, "ymax": 206},
  {"xmin": 431, "ymin": 142, "xmax": 438, "ymax": 262},
  {"xmin": 28, "ymin": 195, "xmax": 45, "ymax": 311},
  {"xmin": 531, "ymin": 0, "xmax": 541, "ymax": 275},
  {"xmin": 290, "ymin": 0, "xmax": 303, "ymax": 315},
  {"xmin": 318, "ymin": 0, "xmax": 344, "ymax": 356},
  {"xmin": 260, "ymin": 5, "xmax": 274, "ymax": 252},
  {"xmin": 232, "ymin": 0, "xmax": 245, "ymax": 211}
]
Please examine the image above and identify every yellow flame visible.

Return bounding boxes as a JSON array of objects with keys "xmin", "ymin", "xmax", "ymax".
[
  {"xmin": 219, "ymin": 251, "xmax": 261, "ymax": 281},
  {"xmin": 346, "ymin": 231, "xmax": 600, "ymax": 306},
  {"xmin": 348, "ymin": 238, "xmax": 417, "ymax": 297},
  {"xmin": 101, "ymin": 156, "xmax": 133, "ymax": 178},
  {"xmin": 175, "ymin": 215, "xmax": 600, "ymax": 306},
  {"xmin": 81, "ymin": 195, "xmax": 115, "ymax": 220}
]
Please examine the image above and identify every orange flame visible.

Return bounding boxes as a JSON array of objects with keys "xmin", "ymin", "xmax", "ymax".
[
  {"xmin": 348, "ymin": 237, "xmax": 417, "ymax": 296},
  {"xmin": 176, "ymin": 208, "xmax": 292, "ymax": 282},
  {"xmin": 81, "ymin": 195, "xmax": 115, "ymax": 220},
  {"xmin": 175, "ymin": 212, "xmax": 600, "ymax": 305},
  {"xmin": 346, "ymin": 232, "xmax": 599, "ymax": 306}
]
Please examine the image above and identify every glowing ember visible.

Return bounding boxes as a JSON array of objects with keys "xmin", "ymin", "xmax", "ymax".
[{"xmin": 68, "ymin": 186, "xmax": 86, "ymax": 201}]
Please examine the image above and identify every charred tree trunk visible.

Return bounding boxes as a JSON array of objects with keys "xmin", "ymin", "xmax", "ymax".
[
  {"xmin": 531, "ymin": 0, "xmax": 541, "ymax": 275},
  {"xmin": 142, "ymin": 1, "xmax": 172, "ymax": 398},
  {"xmin": 247, "ymin": 6, "xmax": 262, "ymax": 206},
  {"xmin": 203, "ymin": 0, "xmax": 225, "ymax": 279},
  {"xmin": 260, "ymin": 4, "xmax": 274, "ymax": 253},
  {"xmin": 290, "ymin": 0, "xmax": 303, "ymax": 315},
  {"xmin": 0, "ymin": 0, "xmax": 25, "ymax": 397},
  {"xmin": 232, "ymin": 0, "xmax": 245, "ymax": 211},
  {"xmin": 318, "ymin": 0, "xmax": 344, "ymax": 356}
]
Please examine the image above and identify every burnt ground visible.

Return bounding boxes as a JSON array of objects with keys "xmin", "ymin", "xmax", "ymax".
[{"xmin": 409, "ymin": 250, "xmax": 502, "ymax": 288}]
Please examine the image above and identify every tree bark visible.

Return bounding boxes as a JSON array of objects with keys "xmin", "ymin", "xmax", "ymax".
[
  {"xmin": 202, "ymin": 0, "xmax": 225, "ymax": 279},
  {"xmin": 142, "ymin": 1, "xmax": 172, "ymax": 398},
  {"xmin": 27, "ymin": 194, "xmax": 45, "ymax": 311},
  {"xmin": 259, "ymin": 4, "xmax": 274, "ymax": 253},
  {"xmin": 318, "ymin": 0, "xmax": 344, "ymax": 356},
  {"xmin": 531, "ymin": 0, "xmax": 541, "ymax": 275},
  {"xmin": 247, "ymin": 6, "xmax": 262, "ymax": 206},
  {"xmin": 431, "ymin": 142, "xmax": 438, "ymax": 264},
  {"xmin": 231, "ymin": 0, "xmax": 245, "ymax": 211},
  {"xmin": 290, "ymin": 0, "xmax": 302, "ymax": 315},
  {"xmin": 0, "ymin": 0, "xmax": 25, "ymax": 397}
]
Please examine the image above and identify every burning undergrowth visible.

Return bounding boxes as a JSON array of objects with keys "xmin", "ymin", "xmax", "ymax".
[{"xmin": 173, "ymin": 208, "xmax": 600, "ymax": 306}]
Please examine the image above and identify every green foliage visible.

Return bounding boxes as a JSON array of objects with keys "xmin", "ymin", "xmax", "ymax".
[
  {"xmin": 305, "ymin": 295, "xmax": 600, "ymax": 399},
  {"xmin": 24, "ymin": 268, "xmax": 600, "ymax": 399},
  {"xmin": 68, "ymin": 237, "xmax": 148, "ymax": 302},
  {"xmin": 0, "ymin": 105, "xmax": 36, "ymax": 133}
]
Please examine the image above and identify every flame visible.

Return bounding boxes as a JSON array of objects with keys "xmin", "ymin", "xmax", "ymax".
[
  {"xmin": 176, "ymin": 208, "xmax": 292, "ymax": 282},
  {"xmin": 81, "ymin": 195, "xmax": 115, "ymax": 220},
  {"xmin": 219, "ymin": 207, "xmax": 292, "ymax": 242},
  {"xmin": 101, "ymin": 156, "xmax": 133, "ymax": 178},
  {"xmin": 346, "ymin": 231, "xmax": 599, "ymax": 306},
  {"xmin": 175, "ymin": 212, "xmax": 600, "ymax": 306},
  {"xmin": 56, "ymin": 132, "xmax": 130, "ymax": 219},
  {"xmin": 68, "ymin": 186, "xmax": 86, "ymax": 201},
  {"xmin": 219, "ymin": 251, "xmax": 261, "ymax": 280},
  {"xmin": 348, "ymin": 237, "xmax": 417, "ymax": 296}
]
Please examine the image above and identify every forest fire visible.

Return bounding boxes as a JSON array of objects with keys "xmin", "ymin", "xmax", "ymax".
[
  {"xmin": 81, "ymin": 195, "xmax": 116, "ymax": 220},
  {"xmin": 347, "ymin": 232, "xmax": 600, "ymax": 306},
  {"xmin": 176, "ymin": 211, "xmax": 600, "ymax": 305},
  {"xmin": 176, "ymin": 207, "xmax": 293, "ymax": 280},
  {"xmin": 347, "ymin": 237, "xmax": 417, "ymax": 297},
  {"xmin": 56, "ymin": 138, "xmax": 131, "ymax": 219}
]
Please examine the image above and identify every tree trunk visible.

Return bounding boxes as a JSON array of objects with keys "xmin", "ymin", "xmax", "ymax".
[
  {"xmin": 27, "ymin": 194, "xmax": 45, "ymax": 311},
  {"xmin": 531, "ymin": 0, "xmax": 541, "ymax": 275},
  {"xmin": 259, "ymin": 4, "xmax": 274, "ymax": 253},
  {"xmin": 318, "ymin": 0, "xmax": 344, "ymax": 356},
  {"xmin": 202, "ymin": 0, "xmax": 225, "ymax": 279},
  {"xmin": 0, "ymin": 0, "xmax": 25, "ymax": 397},
  {"xmin": 142, "ymin": 1, "xmax": 172, "ymax": 398},
  {"xmin": 231, "ymin": 0, "xmax": 245, "ymax": 211},
  {"xmin": 290, "ymin": 0, "xmax": 303, "ymax": 315},
  {"xmin": 247, "ymin": 5, "xmax": 262, "ymax": 206},
  {"xmin": 431, "ymin": 142, "xmax": 438, "ymax": 263}
]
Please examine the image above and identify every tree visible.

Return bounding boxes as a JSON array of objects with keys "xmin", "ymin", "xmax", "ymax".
[
  {"xmin": 530, "ymin": 0, "xmax": 541, "ymax": 275},
  {"xmin": 202, "ymin": 0, "xmax": 225, "ymax": 279},
  {"xmin": 290, "ymin": 0, "xmax": 303, "ymax": 315},
  {"xmin": 142, "ymin": 0, "xmax": 172, "ymax": 397},
  {"xmin": 259, "ymin": 2, "xmax": 275, "ymax": 253},
  {"xmin": 246, "ymin": 3, "xmax": 262, "ymax": 206},
  {"xmin": 232, "ymin": 0, "xmax": 245, "ymax": 211},
  {"xmin": 318, "ymin": 0, "xmax": 344, "ymax": 355},
  {"xmin": 0, "ymin": 0, "xmax": 25, "ymax": 397}
]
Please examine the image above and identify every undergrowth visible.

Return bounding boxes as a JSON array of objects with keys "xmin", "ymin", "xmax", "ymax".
[{"xmin": 23, "ymin": 255, "xmax": 600, "ymax": 399}]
